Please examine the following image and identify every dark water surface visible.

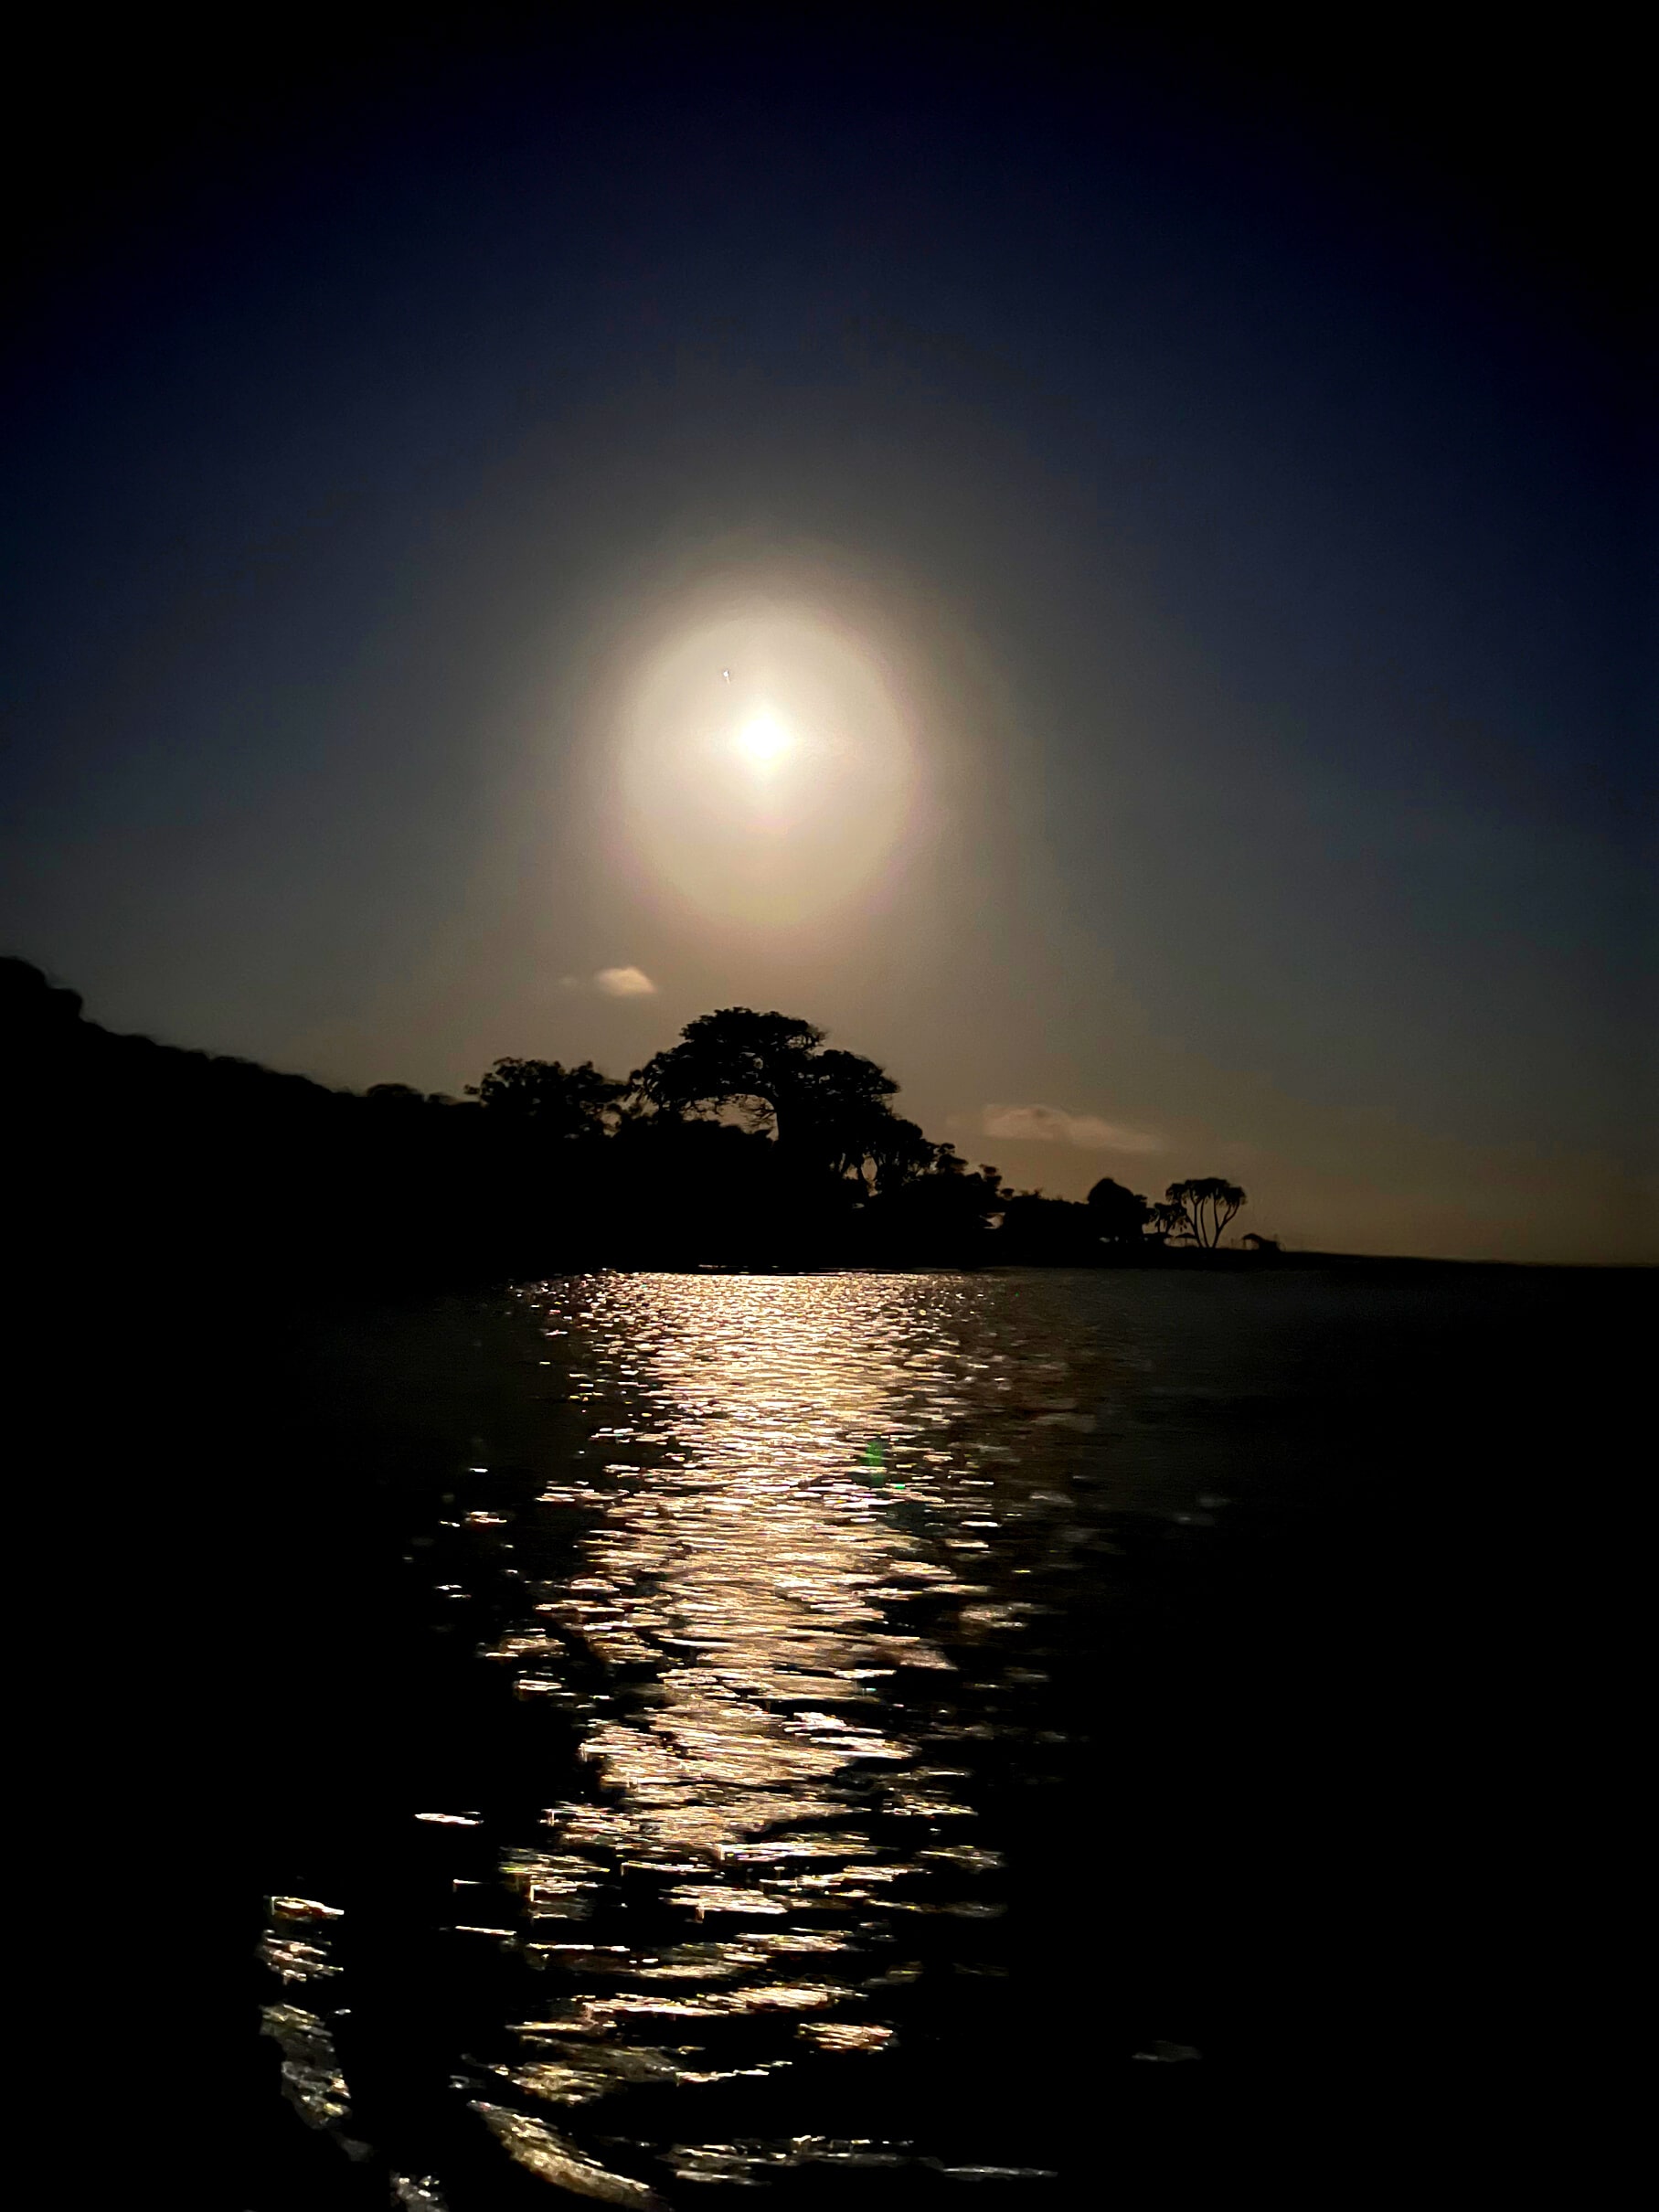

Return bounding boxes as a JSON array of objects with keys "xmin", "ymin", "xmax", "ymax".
[{"xmin": 37, "ymin": 1263, "xmax": 1631, "ymax": 2204}]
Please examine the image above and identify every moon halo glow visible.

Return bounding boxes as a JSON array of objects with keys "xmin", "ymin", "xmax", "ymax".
[{"xmin": 616, "ymin": 603, "xmax": 919, "ymax": 927}]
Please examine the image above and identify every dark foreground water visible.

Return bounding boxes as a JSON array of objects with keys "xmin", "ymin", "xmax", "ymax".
[
  {"xmin": 184, "ymin": 1260, "xmax": 1632, "ymax": 2209},
  {"xmin": 29, "ymin": 1262, "xmax": 1634, "ymax": 2204}
]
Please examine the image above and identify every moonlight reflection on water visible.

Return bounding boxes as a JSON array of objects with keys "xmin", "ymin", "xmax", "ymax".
[
  {"xmin": 261, "ymin": 1262, "xmax": 1502, "ymax": 2202},
  {"xmin": 531, "ymin": 1273, "xmax": 994, "ymax": 1863},
  {"xmin": 265, "ymin": 1272, "xmax": 1142, "ymax": 2199}
]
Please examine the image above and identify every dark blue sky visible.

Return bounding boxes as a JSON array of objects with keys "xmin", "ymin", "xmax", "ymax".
[{"xmin": 3, "ymin": 16, "xmax": 1648, "ymax": 1258}]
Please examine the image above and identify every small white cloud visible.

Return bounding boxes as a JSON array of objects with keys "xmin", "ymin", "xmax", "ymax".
[
  {"xmin": 982, "ymin": 1104, "xmax": 1162, "ymax": 1154},
  {"xmin": 593, "ymin": 965, "xmax": 657, "ymax": 998}
]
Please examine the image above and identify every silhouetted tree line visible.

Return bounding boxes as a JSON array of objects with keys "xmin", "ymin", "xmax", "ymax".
[{"xmin": 4, "ymin": 959, "xmax": 1259, "ymax": 1283}]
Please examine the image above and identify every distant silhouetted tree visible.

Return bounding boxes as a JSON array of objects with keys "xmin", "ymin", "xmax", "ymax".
[
  {"xmin": 996, "ymin": 1191, "xmax": 1101, "ymax": 1261},
  {"xmin": 865, "ymin": 1149, "xmax": 1003, "ymax": 1259},
  {"xmin": 1086, "ymin": 1176, "xmax": 1151, "ymax": 1243},
  {"xmin": 465, "ymin": 1057, "xmax": 623, "ymax": 1138},
  {"xmin": 1163, "ymin": 1176, "xmax": 1248, "ymax": 1248}
]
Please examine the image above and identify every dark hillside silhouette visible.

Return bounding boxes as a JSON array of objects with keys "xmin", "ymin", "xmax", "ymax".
[{"xmin": 4, "ymin": 958, "xmax": 1257, "ymax": 1281}]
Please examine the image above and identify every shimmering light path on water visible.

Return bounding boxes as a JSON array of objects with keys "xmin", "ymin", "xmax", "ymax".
[{"xmin": 257, "ymin": 1264, "xmax": 1525, "ymax": 2203}]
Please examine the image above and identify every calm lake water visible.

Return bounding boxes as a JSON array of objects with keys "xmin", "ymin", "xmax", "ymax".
[{"xmin": 239, "ymin": 1264, "xmax": 1632, "ymax": 2206}]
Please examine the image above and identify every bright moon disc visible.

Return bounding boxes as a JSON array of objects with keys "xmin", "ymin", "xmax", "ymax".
[
  {"xmin": 737, "ymin": 712, "xmax": 791, "ymax": 766},
  {"xmin": 617, "ymin": 604, "xmax": 919, "ymax": 926}
]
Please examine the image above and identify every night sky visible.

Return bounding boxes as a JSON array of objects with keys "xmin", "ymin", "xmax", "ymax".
[{"xmin": 3, "ymin": 16, "xmax": 1647, "ymax": 1261}]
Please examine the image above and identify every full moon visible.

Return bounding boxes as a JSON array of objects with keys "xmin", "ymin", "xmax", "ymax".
[
  {"xmin": 737, "ymin": 711, "xmax": 791, "ymax": 766},
  {"xmin": 616, "ymin": 598, "xmax": 920, "ymax": 926}
]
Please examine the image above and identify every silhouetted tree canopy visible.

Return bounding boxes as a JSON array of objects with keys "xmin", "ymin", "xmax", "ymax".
[
  {"xmin": 997, "ymin": 1192, "xmax": 1101, "ymax": 1262},
  {"xmin": 465, "ymin": 1056, "xmax": 623, "ymax": 1138},
  {"xmin": 1086, "ymin": 1177, "xmax": 1152, "ymax": 1242},
  {"xmin": 632, "ymin": 1006, "xmax": 926, "ymax": 1188},
  {"xmin": 632, "ymin": 1008, "xmax": 826, "ymax": 1134},
  {"xmin": 1164, "ymin": 1176, "xmax": 1248, "ymax": 1248}
]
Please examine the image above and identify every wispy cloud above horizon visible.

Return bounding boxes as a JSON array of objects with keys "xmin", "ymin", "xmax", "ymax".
[
  {"xmin": 559, "ymin": 966, "xmax": 659, "ymax": 998},
  {"xmin": 982, "ymin": 1104, "xmax": 1163, "ymax": 1154},
  {"xmin": 594, "ymin": 965, "xmax": 658, "ymax": 997}
]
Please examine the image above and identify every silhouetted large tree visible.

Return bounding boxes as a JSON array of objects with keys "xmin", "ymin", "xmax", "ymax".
[
  {"xmin": 631, "ymin": 1009, "xmax": 822, "ymax": 1133},
  {"xmin": 631, "ymin": 1008, "xmax": 908, "ymax": 1175},
  {"xmin": 1163, "ymin": 1176, "xmax": 1248, "ymax": 1248}
]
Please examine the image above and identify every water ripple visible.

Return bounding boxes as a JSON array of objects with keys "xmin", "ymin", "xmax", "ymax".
[{"xmin": 260, "ymin": 1271, "xmax": 1179, "ymax": 2198}]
